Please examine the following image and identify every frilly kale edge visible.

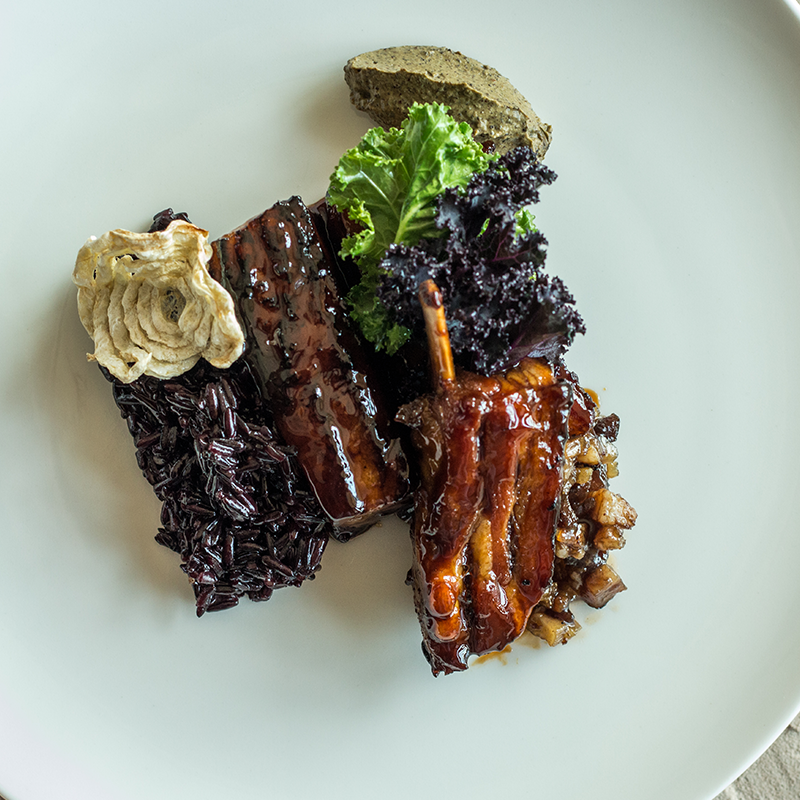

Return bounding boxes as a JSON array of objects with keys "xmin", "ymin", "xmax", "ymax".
[{"xmin": 375, "ymin": 146, "xmax": 585, "ymax": 375}]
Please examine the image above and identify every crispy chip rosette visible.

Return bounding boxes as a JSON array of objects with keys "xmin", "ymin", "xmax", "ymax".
[{"xmin": 73, "ymin": 221, "xmax": 244, "ymax": 383}]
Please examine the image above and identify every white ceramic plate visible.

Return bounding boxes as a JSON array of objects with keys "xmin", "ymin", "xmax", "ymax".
[{"xmin": 2, "ymin": 2, "xmax": 800, "ymax": 798}]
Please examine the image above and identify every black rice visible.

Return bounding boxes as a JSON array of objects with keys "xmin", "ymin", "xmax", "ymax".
[{"xmin": 102, "ymin": 359, "xmax": 332, "ymax": 616}]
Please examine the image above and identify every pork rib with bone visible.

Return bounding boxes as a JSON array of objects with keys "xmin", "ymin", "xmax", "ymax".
[{"xmin": 397, "ymin": 281, "xmax": 574, "ymax": 675}]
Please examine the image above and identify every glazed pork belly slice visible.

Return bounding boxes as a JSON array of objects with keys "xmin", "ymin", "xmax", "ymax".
[
  {"xmin": 396, "ymin": 282, "xmax": 572, "ymax": 675},
  {"xmin": 208, "ymin": 196, "xmax": 409, "ymax": 538}
]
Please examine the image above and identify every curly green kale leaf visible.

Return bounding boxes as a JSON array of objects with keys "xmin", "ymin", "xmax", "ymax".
[{"xmin": 327, "ymin": 102, "xmax": 497, "ymax": 353}]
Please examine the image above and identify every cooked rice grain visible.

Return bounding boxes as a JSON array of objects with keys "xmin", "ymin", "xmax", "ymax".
[{"xmin": 102, "ymin": 359, "xmax": 332, "ymax": 615}]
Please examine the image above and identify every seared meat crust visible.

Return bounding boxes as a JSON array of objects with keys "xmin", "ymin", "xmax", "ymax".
[
  {"xmin": 208, "ymin": 197, "xmax": 410, "ymax": 537},
  {"xmin": 399, "ymin": 346, "xmax": 571, "ymax": 674}
]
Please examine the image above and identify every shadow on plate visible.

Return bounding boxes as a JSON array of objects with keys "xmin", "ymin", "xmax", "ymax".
[{"xmin": 30, "ymin": 282, "xmax": 190, "ymax": 607}]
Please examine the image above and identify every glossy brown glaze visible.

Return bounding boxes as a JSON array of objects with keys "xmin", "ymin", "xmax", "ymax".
[
  {"xmin": 554, "ymin": 362, "xmax": 596, "ymax": 438},
  {"xmin": 208, "ymin": 196, "xmax": 409, "ymax": 536},
  {"xmin": 398, "ymin": 357, "xmax": 571, "ymax": 675}
]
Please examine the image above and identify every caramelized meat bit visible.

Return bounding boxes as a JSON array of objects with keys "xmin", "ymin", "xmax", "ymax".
[
  {"xmin": 576, "ymin": 563, "xmax": 627, "ymax": 608},
  {"xmin": 398, "ymin": 281, "xmax": 572, "ymax": 675},
  {"xmin": 526, "ymin": 378, "xmax": 637, "ymax": 644},
  {"xmin": 527, "ymin": 608, "xmax": 581, "ymax": 647},
  {"xmin": 593, "ymin": 413, "xmax": 620, "ymax": 442},
  {"xmin": 209, "ymin": 197, "xmax": 409, "ymax": 536}
]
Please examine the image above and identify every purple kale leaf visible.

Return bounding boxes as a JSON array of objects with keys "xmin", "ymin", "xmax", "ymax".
[{"xmin": 376, "ymin": 147, "xmax": 585, "ymax": 375}]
